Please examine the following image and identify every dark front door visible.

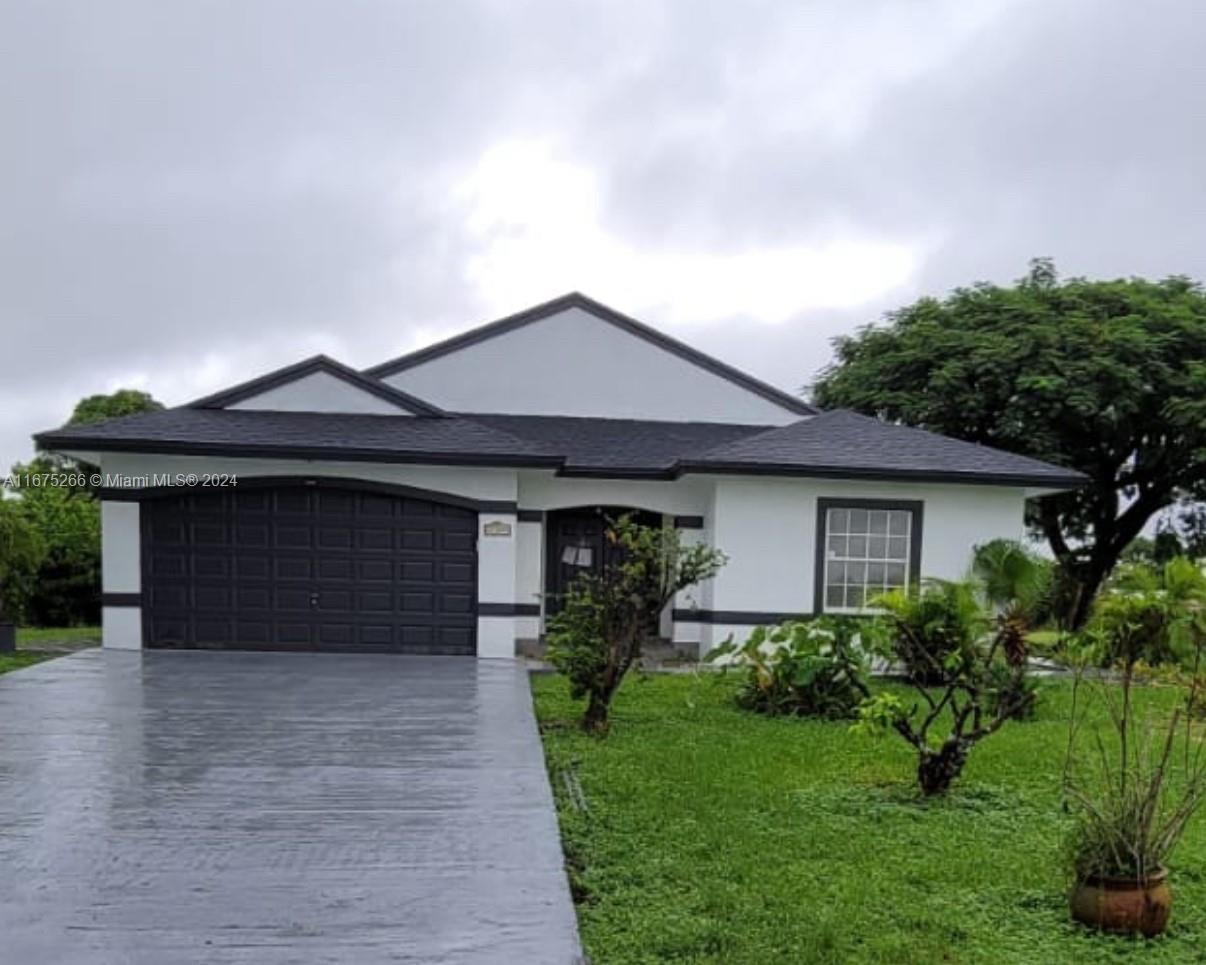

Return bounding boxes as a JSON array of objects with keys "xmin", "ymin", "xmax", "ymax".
[
  {"xmin": 545, "ymin": 507, "xmax": 661, "ymax": 613},
  {"xmin": 142, "ymin": 483, "xmax": 478, "ymax": 654}
]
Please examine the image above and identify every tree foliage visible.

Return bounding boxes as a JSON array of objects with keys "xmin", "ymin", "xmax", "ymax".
[
  {"xmin": 545, "ymin": 515, "xmax": 726, "ymax": 734},
  {"xmin": 68, "ymin": 389, "xmax": 163, "ymax": 427},
  {"xmin": 0, "ymin": 501, "xmax": 46, "ymax": 622},
  {"xmin": 812, "ymin": 260, "xmax": 1206, "ymax": 628},
  {"xmin": 2, "ymin": 389, "xmax": 163, "ymax": 627}
]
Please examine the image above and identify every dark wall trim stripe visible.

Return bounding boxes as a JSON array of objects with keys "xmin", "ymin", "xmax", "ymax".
[
  {"xmin": 186, "ymin": 354, "xmax": 447, "ymax": 417},
  {"xmin": 673, "ymin": 515, "xmax": 705, "ymax": 529},
  {"xmin": 517, "ymin": 509, "xmax": 545, "ymax": 523},
  {"xmin": 102, "ymin": 592, "xmax": 142, "ymax": 608},
  {"xmin": 671, "ymin": 608, "xmax": 809, "ymax": 625},
  {"xmin": 478, "ymin": 603, "xmax": 542, "ymax": 617},
  {"xmin": 813, "ymin": 497, "xmax": 924, "ymax": 615},
  {"xmin": 365, "ymin": 292, "xmax": 817, "ymax": 417},
  {"xmin": 99, "ymin": 476, "xmax": 517, "ymax": 514}
]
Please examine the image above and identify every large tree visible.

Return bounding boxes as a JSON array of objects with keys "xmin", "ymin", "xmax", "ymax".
[
  {"xmin": 812, "ymin": 260, "xmax": 1206, "ymax": 628},
  {"xmin": 5, "ymin": 389, "xmax": 164, "ymax": 626}
]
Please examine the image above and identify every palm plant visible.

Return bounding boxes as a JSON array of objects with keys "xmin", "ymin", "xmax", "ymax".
[{"xmin": 972, "ymin": 538, "xmax": 1055, "ymax": 666}]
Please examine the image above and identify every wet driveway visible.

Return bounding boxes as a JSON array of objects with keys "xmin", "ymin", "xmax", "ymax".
[{"xmin": 0, "ymin": 650, "xmax": 580, "ymax": 964}]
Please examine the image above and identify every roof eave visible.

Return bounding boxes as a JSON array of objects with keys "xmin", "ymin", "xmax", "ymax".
[
  {"xmin": 31, "ymin": 434, "xmax": 564, "ymax": 470},
  {"xmin": 676, "ymin": 459, "xmax": 1088, "ymax": 489}
]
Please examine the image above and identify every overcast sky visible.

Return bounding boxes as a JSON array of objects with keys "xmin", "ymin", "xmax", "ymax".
[{"xmin": 3, "ymin": 0, "xmax": 1205, "ymax": 468}]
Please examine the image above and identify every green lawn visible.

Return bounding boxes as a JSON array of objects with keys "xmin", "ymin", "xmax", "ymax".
[
  {"xmin": 532, "ymin": 672, "xmax": 1206, "ymax": 964},
  {"xmin": 16, "ymin": 625, "xmax": 101, "ymax": 648},
  {"xmin": 0, "ymin": 652, "xmax": 54, "ymax": 674}
]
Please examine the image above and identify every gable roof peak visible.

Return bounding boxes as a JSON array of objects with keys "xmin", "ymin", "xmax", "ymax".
[
  {"xmin": 366, "ymin": 293, "xmax": 817, "ymax": 417},
  {"xmin": 187, "ymin": 353, "xmax": 446, "ymax": 416}
]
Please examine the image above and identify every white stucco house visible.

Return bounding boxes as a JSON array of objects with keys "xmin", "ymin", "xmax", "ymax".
[{"xmin": 37, "ymin": 293, "xmax": 1085, "ymax": 659}]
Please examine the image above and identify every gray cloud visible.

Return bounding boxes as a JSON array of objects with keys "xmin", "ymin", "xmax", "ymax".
[{"xmin": 3, "ymin": 0, "xmax": 1205, "ymax": 466}]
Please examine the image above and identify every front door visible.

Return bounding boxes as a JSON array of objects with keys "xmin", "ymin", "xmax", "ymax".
[{"xmin": 545, "ymin": 507, "xmax": 661, "ymax": 613}]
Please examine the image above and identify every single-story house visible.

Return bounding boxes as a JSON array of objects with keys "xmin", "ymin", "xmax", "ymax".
[{"xmin": 36, "ymin": 293, "xmax": 1085, "ymax": 658}]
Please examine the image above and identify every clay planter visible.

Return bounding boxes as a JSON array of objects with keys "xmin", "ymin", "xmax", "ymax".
[{"xmin": 1070, "ymin": 867, "xmax": 1171, "ymax": 937}]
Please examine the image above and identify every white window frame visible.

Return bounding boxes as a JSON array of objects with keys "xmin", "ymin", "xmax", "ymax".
[{"xmin": 816, "ymin": 498, "xmax": 923, "ymax": 615}]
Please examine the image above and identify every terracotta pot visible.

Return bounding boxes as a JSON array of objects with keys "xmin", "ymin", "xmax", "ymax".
[{"xmin": 1070, "ymin": 867, "xmax": 1171, "ymax": 937}]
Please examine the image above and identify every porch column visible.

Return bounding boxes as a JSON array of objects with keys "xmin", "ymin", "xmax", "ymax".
[
  {"xmin": 476, "ymin": 510, "xmax": 519, "ymax": 658},
  {"xmin": 101, "ymin": 499, "xmax": 143, "ymax": 650},
  {"xmin": 670, "ymin": 515, "xmax": 713, "ymax": 658}
]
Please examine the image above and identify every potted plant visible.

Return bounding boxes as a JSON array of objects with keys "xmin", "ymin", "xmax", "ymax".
[{"xmin": 1062, "ymin": 560, "xmax": 1206, "ymax": 936}]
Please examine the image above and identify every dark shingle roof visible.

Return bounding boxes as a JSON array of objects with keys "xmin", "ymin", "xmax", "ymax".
[
  {"xmin": 35, "ymin": 409, "xmax": 560, "ymax": 467},
  {"xmin": 689, "ymin": 409, "xmax": 1087, "ymax": 486},
  {"xmin": 35, "ymin": 407, "xmax": 1087, "ymax": 488},
  {"xmin": 468, "ymin": 413, "xmax": 761, "ymax": 475}
]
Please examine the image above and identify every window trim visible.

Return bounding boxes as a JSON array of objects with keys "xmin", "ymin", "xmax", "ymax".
[{"xmin": 813, "ymin": 497, "xmax": 924, "ymax": 614}]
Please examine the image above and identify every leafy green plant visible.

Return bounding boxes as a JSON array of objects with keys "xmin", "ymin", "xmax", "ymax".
[
  {"xmin": 1089, "ymin": 557, "xmax": 1206, "ymax": 669},
  {"xmin": 874, "ymin": 580, "xmax": 985, "ymax": 685},
  {"xmin": 852, "ymin": 579, "xmax": 1035, "ymax": 795},
  {"xmin": 983, "ymin": 661, "xmax": 1040, "ymax": 721},
  {"xmin": 545, "ymin": 514, "xmax": 726, "ymax": 735},
  {"xmin": 707, "ymin": 617, "xmax": 880, "ymax": 719}
]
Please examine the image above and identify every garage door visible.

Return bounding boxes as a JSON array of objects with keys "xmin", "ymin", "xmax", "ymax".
[{"xmin": 141, "ymin": 483, "xmax": 477, "ymax": 654}]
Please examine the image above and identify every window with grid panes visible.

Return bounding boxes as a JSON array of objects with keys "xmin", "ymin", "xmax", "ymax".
[{"xmin": 822, "ymin": 505, "xmax": 913, "ymax": 613}]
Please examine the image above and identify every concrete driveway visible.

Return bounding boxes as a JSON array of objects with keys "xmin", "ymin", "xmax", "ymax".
[{"xmin": 0, "ymin": 650, "xmax": 581, "ymax": 964}]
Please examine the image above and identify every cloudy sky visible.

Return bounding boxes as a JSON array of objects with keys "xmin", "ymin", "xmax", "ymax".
[{"xmin": 3, "ymin": 0, "xmax": 1204, "ymax": 468}]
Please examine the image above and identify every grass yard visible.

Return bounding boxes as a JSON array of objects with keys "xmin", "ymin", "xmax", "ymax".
[
  {"xmin": 533, "ymin": 672, "xmax": 1206, "ymax": 964},
  {"xmin": 0, "ymin": 652, "xmax": 55, "ymax": 675},
  {"xmin": 16, "ymin": 625, "xmax": 101, "ymax": 649}
]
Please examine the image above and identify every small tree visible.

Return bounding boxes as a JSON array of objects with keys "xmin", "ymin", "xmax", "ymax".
[
  {"xmin": 853, "ymin": 570, "xmax": 1042, "ymax": 796},
  {"xmin": 545, "ymin": 515, "xmax": 726, "ymax": 735}
]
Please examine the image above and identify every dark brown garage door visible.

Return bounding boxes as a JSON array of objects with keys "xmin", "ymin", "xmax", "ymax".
[{"xmin": 142, "ymin": 483, "xmax": 477, "ymax": 654}]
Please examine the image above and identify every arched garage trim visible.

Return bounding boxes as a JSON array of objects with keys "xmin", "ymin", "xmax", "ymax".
[{"xmin": 100, "ymin": 475, "xmax": 517, "ymax": 514}]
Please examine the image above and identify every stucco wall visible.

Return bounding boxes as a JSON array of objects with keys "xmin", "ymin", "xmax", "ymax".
[
  {"xmin": 383, "ymin": 306, "xmax": 801, "ymax": 425},
  {"xmin": 695, "ymin": 476, "xmax": 1027, "ymax": 650},
  {"xmin": 93, "ymin": 452, "xmax": 1030, "ymax": 659}
]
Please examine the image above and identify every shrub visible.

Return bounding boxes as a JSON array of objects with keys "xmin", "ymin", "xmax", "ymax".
[
  {"xmin": 984, "ymin": 661, "xmax": 1040, "ymax": 721},
  {"xmin": 545, "ymin": 515, "xmax": 726, "ymax": 735},
  {"xmin": 1090, "ymin": 558, "xmax": 1206, "ymax": 669},
  {"xmin": 854, "ymin": 578, "xmax": 1036, "ymax": 795},
  {"xmin": 708, "ymin": 617, "xmax": 878, "ymax": 719}
]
